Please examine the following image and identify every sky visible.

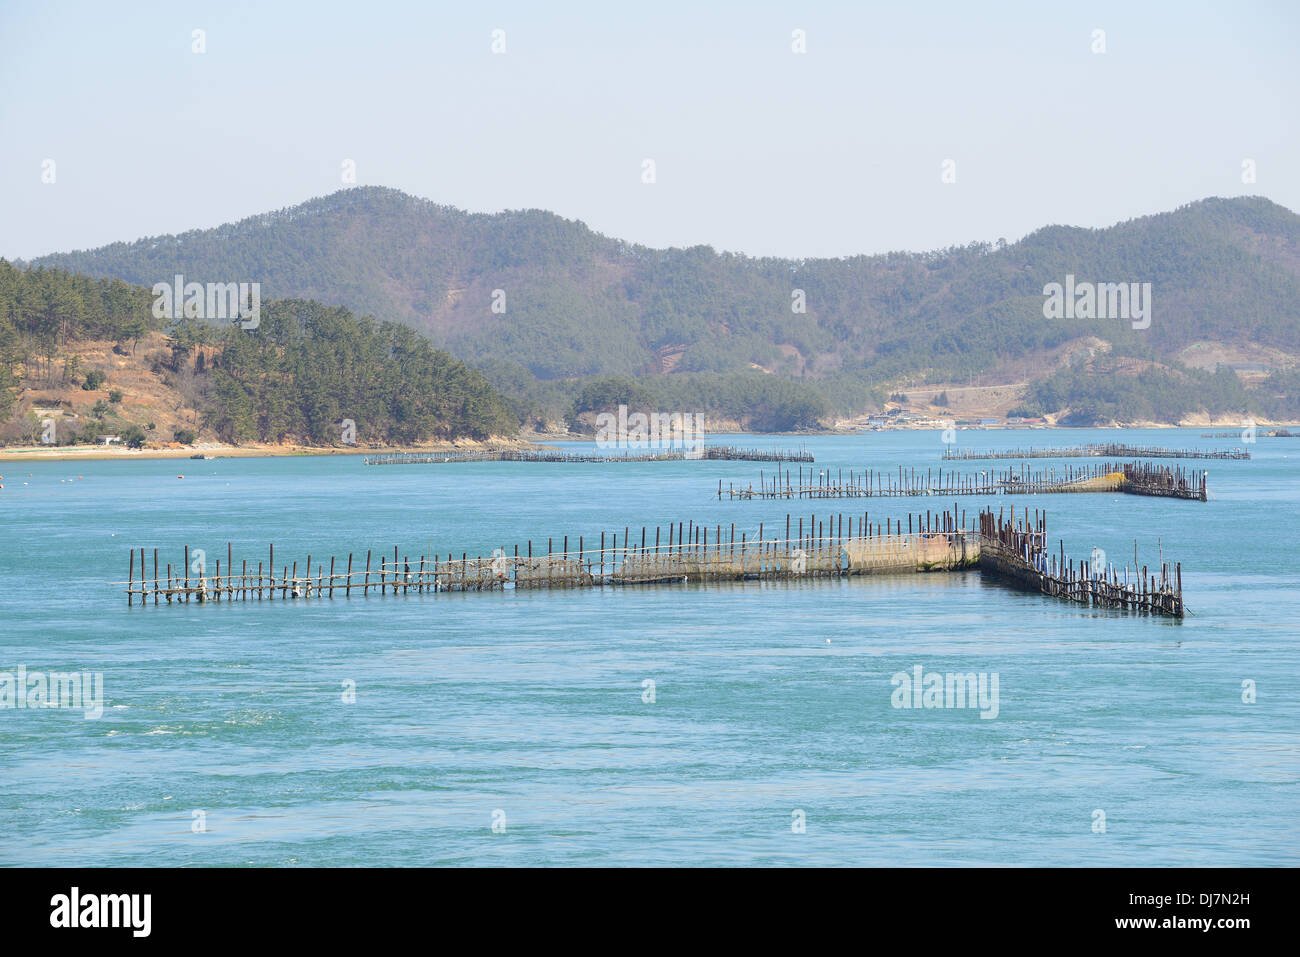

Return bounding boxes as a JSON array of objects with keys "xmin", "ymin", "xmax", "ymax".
[{"xmin": 1, "ymin": 0, "xmax": 1297, "ymax": 260}]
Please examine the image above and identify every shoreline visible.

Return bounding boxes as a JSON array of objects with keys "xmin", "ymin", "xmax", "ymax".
[
  {"xmin": 0, "ymin": 438, "xmax": 544, "ymax": 463},
  {"xmin": 3, "ymin": 422, "xmax": 1292, "ymax": 462}
]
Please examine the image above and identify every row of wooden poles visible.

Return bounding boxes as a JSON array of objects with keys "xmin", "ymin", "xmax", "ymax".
[
  {"xmin": 720, "ymin": 462, "xmax": 1208, "ymax": 501},
  {"xmin": 1122, "ymin": 462, "xmax": 1209, "ymax": 500},
  {"xmin": 361, "ymin": 445, "xmax": 814, "ymax": 466},
  {"xmin": 117, "ymin": 503, "xmax": 1185, "ymax": 618},
  {"xmin": 978, "ymin": 505, "xmax": 1184, "ymax": 617},
  {"xmin": 941, "ymin": 443, "xmax": 1248, "ymax": 461},
  {"xmin": 120, "ymin": 507, "xmax": 982, "ymax": 604}
]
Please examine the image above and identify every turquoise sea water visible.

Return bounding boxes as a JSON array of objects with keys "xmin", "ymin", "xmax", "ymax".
[{"xmin": 1, "ymin": 428, "xmax": 1296, "ymax": 866}]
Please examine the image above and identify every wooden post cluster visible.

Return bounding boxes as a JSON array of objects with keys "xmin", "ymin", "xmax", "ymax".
[
  {"xmin": 118, "ymin": 511, "xmax": 985, "ymax": 604},
  {"xmin": 975, "ymin": 505, "xmax": 1184, "ymax": 617},
  {"xmin": 942, "ymin": 443, "xmax": 1247, "ymax": 461},
  {"xmin": 118, "ymin": 506, "xmax": 1186, "ymax": 619},
  {"xmin": 362, "ymin": 445, "xmax": 813, "ymax": 466},
  {"xmin": 720, "ymin": 461, "xmax": 1207, "ymax": 501}
]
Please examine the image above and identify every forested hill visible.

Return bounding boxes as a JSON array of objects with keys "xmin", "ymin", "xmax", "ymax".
[
  {"xmin": 0, "ymin": 261, "xmax": 517, "ymax": 447},
  {"xmin": 26, "ymin": 188, "xmax": 1300, "ymax": 425}
]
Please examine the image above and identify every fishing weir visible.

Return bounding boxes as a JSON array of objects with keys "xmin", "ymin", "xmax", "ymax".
[
  {"xmin": 719, "ymin": 462, "xmax": 1208, "ymax": 502},
  {"xmin": 115, "ymin": 506, "xmax": 1183, "ymax": 618},
  {"xmin": 979, "ymin": 506, "xmax": 1184, "ymax": 617},
  {"xmin": 362, "ymin": 445, "xmax": 813, "ymax": 465},
  {"xmin": 941, "ymin": 443, "xmax": 1248, "ymax": 461}
]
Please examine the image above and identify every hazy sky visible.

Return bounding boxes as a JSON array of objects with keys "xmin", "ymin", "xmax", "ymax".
[{"xmin": 2, "ymin": 0, "xmax": 1296, "ymax": 260}]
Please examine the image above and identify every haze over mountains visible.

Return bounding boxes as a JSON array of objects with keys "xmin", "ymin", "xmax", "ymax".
[{"xmin": 24, "ymin": 187, "xmax": 1300, "ymax": 427}]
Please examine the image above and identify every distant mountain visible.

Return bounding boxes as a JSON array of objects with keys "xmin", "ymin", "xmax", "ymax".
[{"xmin": 26, "ymin": 188, "xmax": 1300, "ymax": 425}]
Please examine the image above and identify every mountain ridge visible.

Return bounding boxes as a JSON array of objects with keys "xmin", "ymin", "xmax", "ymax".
[{"xmin": 23, "ymin": 188, "xmax": 1300, "ymax": 426}]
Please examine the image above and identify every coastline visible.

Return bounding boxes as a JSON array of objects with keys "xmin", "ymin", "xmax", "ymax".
[
  {"xmin": 4, "ymin": 421, "xmax": 1292, "ymax": 462},
  {"xmin": 0, "ymin": 436, "xmax": 543, "ymax": 463}
]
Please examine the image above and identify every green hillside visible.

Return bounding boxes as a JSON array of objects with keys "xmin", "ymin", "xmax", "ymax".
[
  {"xmin": 0, "ymin": 261, "xmax": 516, "ymax": 446},
  {"xmin": 26, "ymin": 188, "xmax": 1300, "ymax": 425}
]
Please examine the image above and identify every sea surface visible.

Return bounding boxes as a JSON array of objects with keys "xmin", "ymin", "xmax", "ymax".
[{"xmin": 1, "ymin": 428, "xmax": 1296, "ymax": 866}]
